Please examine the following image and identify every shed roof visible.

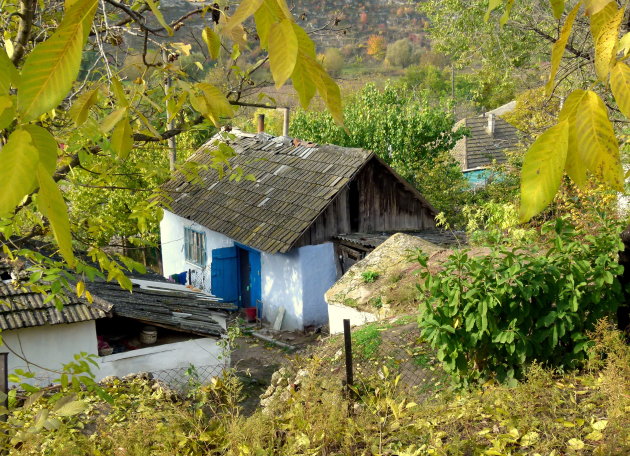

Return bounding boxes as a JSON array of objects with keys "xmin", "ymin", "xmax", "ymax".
[
  {"xmin": 89, "ymin": 279, "xmax": 233, "ymax": 337},
  {"xmin": 162, "ymin": 131, "xmax": 380, "ymax": 254},
  {"xmin": 451, "ymin": 115, "xmax": 520, "ymax": 171},
  {"xmin": 0, "ymin": 262, "xmax": 111, "ymax": 331}
]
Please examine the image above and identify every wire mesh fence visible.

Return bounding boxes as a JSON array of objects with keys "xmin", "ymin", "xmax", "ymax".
[{"xmin": 149, "ymin": 317, "xmax": 446, "ymax": 403}]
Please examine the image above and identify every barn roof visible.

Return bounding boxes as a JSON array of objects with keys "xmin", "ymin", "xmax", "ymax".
[
  {"xmin": 451, "ymin": 114, "xmax": 521, "ymax": 171},
  {"xmin": 0, "ymin": 262, "xmax": 111, "ymax": 331},
  {"xmin": 162, "ymin": 131, "xmax": 433, "ymax": 254}
]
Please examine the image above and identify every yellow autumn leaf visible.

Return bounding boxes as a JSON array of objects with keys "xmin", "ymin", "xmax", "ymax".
[
  {"xmin": 485, "ymin": 0, "xmax": 502, "ymax": 21},
  {"xmin": 520, "ymin": 120, "xmax": 569, "ymax": 222},
  {"xmin": 68, "ymin": 86, "xmax": 99, "ymax": 126},
  {"xmin": 573, "ymin": 90, "xmax": 624, "ymax": 190},
  {"xmin": 202, "ymin": 27, "xmax": 221, "ymax": 60},
  {"xmin": 223, "ymin": 0, "xmax": 264, "ymax": 33},
  {"xmin": 76, "ymin": 281, "xmax": 85, "ymax": 297},
  {"xmin": 0, "ymin": 130, "xmax": 39, "ymax": 217},
  {"xmin": 567, "ymin": 438, "xmax": 585, "ymax": 450},
  {"xmin": 546, "ymin": 2, "xmax": 580, "ymax": 95},
  {"xmin": 17, "ymin": 0, "xmax": 97, "ymax": 122},
  {"xmin": 585, "ymin": 0, "xmax": 614, "ymax": 16},
  {"xmin": 590, "ymin": 2, "xmax": 617, "ymax": 40},
  {"xmin": 0, "ymin": 95, "xmax": 15, "ymax": 131},
  {"xmin": 591, "ymin": 420, "xmax": 608, "ymax": 430},
  {"xmin": 611, "ymin": 61, "xmax": 630, "ymax": 118},
  {"xmin": 559, "ymin": 89, "xmax": 588, "ymax": 187},
  {"xmin": 269, "ymin": 19, "xmax": 298, "ymax": 88},
  {"xmin": 594, "ymin": 5, "xmax": 624, "ymax": 81},
  {"xmin": 37, "ymin": 164, "xmax": 75, "ymax": 267},
  {"xmin": 20, "ymin": 124, "xmax": 59, "ymax": 176}
]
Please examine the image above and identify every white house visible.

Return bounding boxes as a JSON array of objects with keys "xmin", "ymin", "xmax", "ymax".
[
  {"xmin": 0, "ymin": 260, "xmax": 229, "ymax": 387},
  {"xmin": 160, "ymin": 131, "xmax": 438, "ymax": 331}
]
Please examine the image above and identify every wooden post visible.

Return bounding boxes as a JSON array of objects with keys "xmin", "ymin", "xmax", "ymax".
[
  {"xmin": 0, "ymin": 353, "xmax": 7, "ymax": 423},
  {"xmin": 343, "ymin": 319, "xmax": 353, "ymax": 389},
  {"xmin": 257, "ymin": 114, "xmax": 265, "ymax": 133}
]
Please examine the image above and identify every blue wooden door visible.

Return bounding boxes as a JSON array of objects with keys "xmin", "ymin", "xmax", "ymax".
[
  {"xmin": 211, "ymin": 247, "xmax": 239, "ymax": 303},
  {"xmin": 248, "ymin": 249, "xmax": 262, "ymax": 317}
]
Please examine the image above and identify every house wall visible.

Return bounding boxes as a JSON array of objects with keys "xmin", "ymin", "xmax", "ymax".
[
  {"xmin": 96, "ymin": 338, "xmax": 225, "ymax": 386},
  {"xmin": 160, "ymin": 210, "xmax": 234, "ymax": 291},
  {"xmin": 0, "ymin": 321, "xmax": 98, "ymax": 386},
  {"xmin": 162, "ymin": 212, "xmax": 336, "ymax": 331},
  {"xmin": 296, "ymin": 158, "xmax": 436, "ymax": 247},
  {"xmin": 261, "ymin": 249, "xmax": 303, "ymax": 330},
  {"xmin": 299, "ymin": 243, "xmax": 337, "ymax": 328}
]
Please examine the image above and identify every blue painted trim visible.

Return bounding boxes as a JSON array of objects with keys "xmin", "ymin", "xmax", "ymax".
[{"xmin": 234, "ymin": 243, "xmax": 263, "ymax": 317}]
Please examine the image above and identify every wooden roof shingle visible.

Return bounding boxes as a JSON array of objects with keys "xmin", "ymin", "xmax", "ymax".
[{"xmin": 162, "ymin": 131, "xmax": 374, "ymax": 254}]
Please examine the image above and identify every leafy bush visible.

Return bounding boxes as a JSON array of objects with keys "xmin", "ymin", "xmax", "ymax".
[
  {"xmin": 416, "ymin": 218, "xmax": 624, "ymax": 384},
  {"xmin": 321, "ymin": 48, "xmax": 344, "ymax": 77},
  {"xmin": 385, "ymin": 38, "xmax": 413, "ymax": 68}
]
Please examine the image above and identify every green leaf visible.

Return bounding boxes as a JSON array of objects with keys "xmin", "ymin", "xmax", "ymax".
[
  {"xmin": 145, "ymin": 0, "xmax": 173, "ymax": 36},
  {"xmin": 0, "ymin": 130, "xmax": 39, "ymax": 217},
  {"xmin": 223, "ymin": 0, "xmax": 264, "ymax": 33},
  {"xmin": 0, "ymin": 47, "xmax": 18, "ymax": 91},
  {"xmin": 254, "ymin": 0, "xmax": 281, "ymax": 48},
  {"xmin": 20, "ymin": 125, "xmax": 59, "ymax": 175},
  {"xmin": 53, "ymin": 400, "xmax": 87, "ymax": 417},
  {"xmin": 545, "ymin": 2, "xmax": 580, "ymax": 95},
  {"xmin": 611, "ymin": 61, "xmax": 630, "ymax": 118},
  {"xmin": 269, "ymin": 19, "xmax": 298, "ymax": 88},
  {"xmin": 68, "ymin": 87, "xmax": 100, "ymax": 126},
  {"xmin": 500, "ymin": 0, "xmax": 515, "ymax": 27},
  {"xmin": 37, "ymin": 164, "xmax": 75, "ymax": 267},
  {"xmin": 550, "ymin": 0, "xmax": 565, "ymax": 19},
  {"xmin": 304, "ymin": 56, "xmax": 344, "ymax": 126},
  {"xmin": 17, "ymin": 0, "xmax": 97, "ymax": 122},
  {"xmin": 594, "ymin": 4, "xmax": 624, "ymax": 81},
  {"xmin": 101, "ymin": 107, "xmax": 128, "ymax": 133},
  {"xmin": 110, "ymin": 115, "xmax": 134, "ymax": 159},
  {"xmin": 0, "ymin": 95, "xmax": 15, "ymax": 131},
  {"xmin": 202, "ymin": 27, "xmax": 221, "ymax": 60},
  {"xmin": 519, "ymin": 120, "xmax": 569, "ymax": 222},
  {"xmin": 573, "ymin": 90, "xmax": 623, "ymax": 190}
]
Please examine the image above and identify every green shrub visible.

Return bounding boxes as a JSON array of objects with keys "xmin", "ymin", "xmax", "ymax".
[
  {"xmin": 416, "ymin": 218, "xmax": 624, "ymax": 385},
  {"xmin": 321, "ymin": 48, "xmax": 344, "ymax": 77},
  {"xmin": 385, "ymin": 38, "xmax": 413, "ymax": 68},
  {"xmin": 361, "ymin": 270, "xmax": 380, "ymax": 283}
]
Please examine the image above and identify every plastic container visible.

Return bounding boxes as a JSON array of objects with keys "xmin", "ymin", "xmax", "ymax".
[
  {"xmin": 140, "ymin": 326, "xmax": 158, "ymax": 344},
  {"xmin": 244, "ymin": 307, "xmax": 257, "ymax": 323}
]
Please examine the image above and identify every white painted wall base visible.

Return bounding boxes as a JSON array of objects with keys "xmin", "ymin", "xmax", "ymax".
[
  {"xmin": 327, "ymin": 303, "xmax": 378, "ymax": 335},
  {"xmin": 0, "ymin": 321, "xmax": 98, "ymax": 387},
  {"xmin": 96, "ymin": 337, "xmax": 226, "ymax": 387}
]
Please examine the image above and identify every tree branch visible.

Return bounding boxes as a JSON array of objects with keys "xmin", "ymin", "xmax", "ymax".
[{"xmin": 11, "ymin": 0, "xmax": 37, "ymax": 65}]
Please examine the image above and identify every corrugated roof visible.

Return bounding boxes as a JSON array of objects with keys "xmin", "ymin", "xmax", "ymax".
[
  {"xmin": 0, "ymin": 264, "xmax": 111, "ymax": 331},
  {"xmin": 452, "ymin": 115, "xmax": 520, "ymax": 171},
  {"xmin": 162, "ymin": 131, "xmax": 374, "ymax": 254}
]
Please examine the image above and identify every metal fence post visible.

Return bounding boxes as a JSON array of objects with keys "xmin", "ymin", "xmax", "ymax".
[{"xmin": 343, "ymin": 319, "xmax": 353, "ymax": 389}]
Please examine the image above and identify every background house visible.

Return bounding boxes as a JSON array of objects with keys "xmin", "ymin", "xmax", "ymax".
[
  {"xmin": 451, "ymin": 110, "xmax": 521, "ymax": 188},
  {"xmin": 0, "ymin": 260, "xmax": 229, "ymax": 387},
  {"xmin": 160, "ymin": 131, "xmax": 437, "ymax": 331}
]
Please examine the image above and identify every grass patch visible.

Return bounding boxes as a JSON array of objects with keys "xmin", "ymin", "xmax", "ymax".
[{"xmin": 352, "ymin": 323, "xmax": 383, "ymax": 359}]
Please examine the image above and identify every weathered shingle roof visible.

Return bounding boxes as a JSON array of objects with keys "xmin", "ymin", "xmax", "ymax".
[
  {"xmin": 89, "ymin": 279, "xmax": 233, "ymax": 337},
  {"xmin": 162, "ymin": 131, "xmax": 374, "ymax": 253},
  {"xmin": 451, "ymin": 115, "xmax": 520, "ymax": 171},
  {"xmin": 0, "ymin": 263, "xmax": 111, "ymax": 331}
]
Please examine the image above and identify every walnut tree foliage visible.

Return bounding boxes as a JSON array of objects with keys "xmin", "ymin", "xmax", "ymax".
[{"xmin": 0, "ymin": 0, "xmax": 343, "ymax": 300}]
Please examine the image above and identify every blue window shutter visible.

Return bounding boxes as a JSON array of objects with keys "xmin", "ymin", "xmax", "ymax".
[{"xmin": 211, "ymin": 247, "xmax": 239, "ymax": 303}]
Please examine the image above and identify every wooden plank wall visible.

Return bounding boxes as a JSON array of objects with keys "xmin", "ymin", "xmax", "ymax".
[{"xmin": 295, "ymin": 158, "xmax": 436, "ymax": 247}]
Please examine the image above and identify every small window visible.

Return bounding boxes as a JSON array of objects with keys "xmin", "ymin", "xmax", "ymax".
[{"xmin": 184, "ymin": 228, "xmax": 207, "ymax": 266}]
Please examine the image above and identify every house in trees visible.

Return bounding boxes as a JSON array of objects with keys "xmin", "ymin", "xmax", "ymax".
[
  {"xmin": 159, "ymin": 130, "xmax": 437, "ymax": 331},
  {"xmin": 451, "ymin": 107, "xmax": 521, "ymax": 188}
]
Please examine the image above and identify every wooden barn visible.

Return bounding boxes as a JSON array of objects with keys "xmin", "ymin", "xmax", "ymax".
[{"xmin": 160, "ymin": 130, "xmax": 437, "ymax": 330}]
